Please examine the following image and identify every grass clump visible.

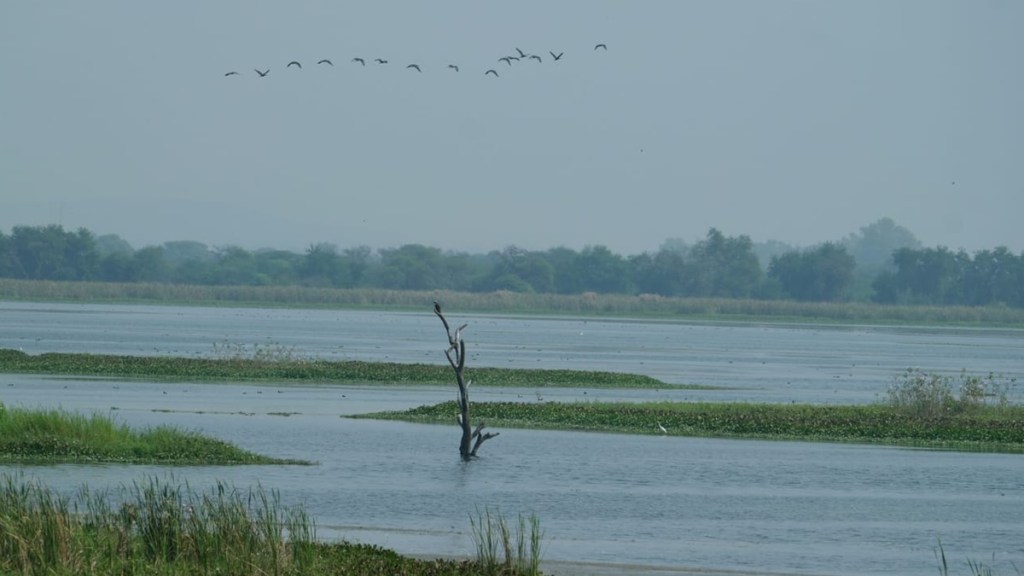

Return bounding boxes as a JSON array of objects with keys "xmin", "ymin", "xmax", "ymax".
[
  {"xmin": 0, "ymin": 474, "xmax": 546, "ymax": 576},
  {"xmin": 358, "ymin": 398, "xmax": 1024, "ymax": 453},
  {"xmin": 0, "ymin": 475, "xmax": 315, "ymax": 576},
  {"xmin": 0, "ymin": 348, "xmax": 670, "ymax": 388},
  {"xmin": 0, "ymin": 403, "xmax": 309, "ymax": 465},
  {"xmin": 470, "ymin": 507, "xmax": 543, "ymax": 576},
  {"xmin": 887, "ymin": 368, "xmax": 1017, "ymax": 418}
]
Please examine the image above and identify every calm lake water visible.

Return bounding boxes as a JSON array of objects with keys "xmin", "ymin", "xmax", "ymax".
[{"xmin": 1, "ymin": 301, "xmax": 1022, "ymax": 575}]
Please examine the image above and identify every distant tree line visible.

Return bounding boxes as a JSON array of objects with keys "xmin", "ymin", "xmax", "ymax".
[{"xmin": 1, "ymin": 222, "xmax": 1021, "ymax": 308}]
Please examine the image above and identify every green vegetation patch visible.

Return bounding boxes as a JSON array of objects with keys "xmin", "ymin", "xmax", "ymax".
[
  {"xmin": 0, "ymin": 348, "xmax": 670, "ymax": 388},
  {"xmin": 356, "ymin": 400, "xmax": 1024, "ymax": 453},
  {"xmin": 0, "ymin": 475, "xmax": 540, "ymax": 576},
  {"xmin": 0, "ymin": 403, "xmax": 309, "ymax": 465}
]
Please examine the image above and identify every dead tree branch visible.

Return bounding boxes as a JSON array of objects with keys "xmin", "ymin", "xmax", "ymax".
[{"xmin": 434, "ymin": 300, "xmax": 497, "ymax": 460}]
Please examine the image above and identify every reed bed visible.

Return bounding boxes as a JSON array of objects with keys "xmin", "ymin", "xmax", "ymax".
[
  {"xmin": 358, "ymin": 400, "xmax": 1024, "ymax": 453},
  {"xmin": 0, "ymin": 348, "xmax": 668, "ymax": 388},
  {"xmin": 3, "ymin": 279, "xmax": 1023, "ymax": 326},
  {"xmin": 0, "ymin": 474, "xmax": 545, "ymax": 576},
  {"xmin": 0, "ymin": 404, "xmax": 308, "ymax": 465}
]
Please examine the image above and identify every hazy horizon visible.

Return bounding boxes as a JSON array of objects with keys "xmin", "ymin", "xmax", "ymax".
[{"xmin": 3, "ymin": 2, "xmax": 1021, "ymax": 256}]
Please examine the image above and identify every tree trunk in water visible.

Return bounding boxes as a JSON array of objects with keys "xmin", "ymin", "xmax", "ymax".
[{"xmin": 434, "ymin": 301, "xmax": 498, "ymax": 460}]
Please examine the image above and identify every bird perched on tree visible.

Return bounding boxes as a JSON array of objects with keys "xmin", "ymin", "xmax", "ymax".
[
  {"xmin": 549, "ymin": 51, "xmax": 564, "ymax": 61},
  {"xmin": 485, "ymin": 69, "xmax": 499, "ymax": 77},
  {"xmin": 287, "ymin": 61, "xmax": 302, "ymax": 68},
  {"xmin": 406, "ymin": 63, "xmax": 421, "ymax": 72},
  {"xmin": 317, "ymin": 59, "xmax": 333, "ymax": 66},
  {"xmin": 224, "ymin": 71, "xmax": 240, "ymax": 76},
  {"xmin": 352, "ymin": 57, "xmax": 365, "ymax": 66},
  {"xmin": 254, "ymin": 68, "xmax": 269, "ymax": 77},
  {"xmin": 433, "ymin": 301, "xmax": 442, "ymax": 314}
]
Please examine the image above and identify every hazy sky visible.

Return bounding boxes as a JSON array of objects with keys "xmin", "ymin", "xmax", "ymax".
[{"xmin": 2, "ymin": 1, "xmax": 1021, "ymax": 256}]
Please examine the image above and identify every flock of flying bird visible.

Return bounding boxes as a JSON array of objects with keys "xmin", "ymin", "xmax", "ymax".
[{"xmin": 224, "ymin": 43, "xmax": 608, "ymax": 78}]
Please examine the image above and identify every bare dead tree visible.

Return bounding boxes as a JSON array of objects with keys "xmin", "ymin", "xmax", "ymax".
[{"xmin": 433, "ymin": 300, "xmax": 498, "ymax": 460}]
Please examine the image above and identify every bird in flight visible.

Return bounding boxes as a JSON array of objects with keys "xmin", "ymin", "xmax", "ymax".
[
  {"xmin": 406, "ymin": 64, "xmax": 421, "ymax": 72},
  {"xmin": 498, "ymin": 57, "xmax": 514, "ymax": 66},
  {"xmin": 594, "ymin": 43, "xmax": 607, "ymax": 51},
  {"xmin": 485, "ymin": 69, "xmax": 499, "ymax": 77},
  {"xmin": 375, "ymin": 58, "xmax": 388, "ymax": 64},
  {"xmin": 448, "ymin": 64, "xmax": 459, "ymax": 72},
  {"xmin": 254, "ymin": 68, "xmax": 269, "ymax": 77},
  {"xmin": 224, "ymin": 71, "xmax": 240, "ymax": 76},
  {"xmin": 515, "ymin": 47, "xmax": 527, "ymax": 58},
  {"xmin": 352, "ymin": 57, "xmax": 365, "ymax": 66},
  {"xmin": 287, "ymin": 61, "xmax": 302, "ymax": 68},
  {"xmin": 528, "ymin": 54, "xmax": 542, "ymax": 62},
  {"xmin": 317, "ymin": 59, "xmax": 333, "ymax": 66},
  {"xmin": 549, "ymin": 51, "xmax": 564, "ymax": 61}
]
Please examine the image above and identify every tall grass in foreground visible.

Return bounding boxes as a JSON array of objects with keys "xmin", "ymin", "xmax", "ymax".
[
  {"xmin": 936, "ymin": 539, "xmax": 1022, "ymax": 576},
  {"xmin": 0, "ymin": 474, "xmax": 315, "ymax": 576},
  {"xmin": 470, "ymin": 507, "xmax": 543, "ymax": 576}
]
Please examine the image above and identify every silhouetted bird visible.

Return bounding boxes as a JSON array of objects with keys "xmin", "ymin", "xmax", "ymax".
[
  {"xmin": 499, "ymin": 57, "xmax": 513, "ymax": 66},
  {"xmin": 224, "ymin": 71, "xmax": 240, "ymax": 76},
  {"xmin": 406, "ymin": 64, "xmax": 421, "ymax": 72},
  {"xmin": 549, "ymin": 51, "xmax": 564, "ymax": 61},
  {"xmin": 529, "ymin": 54, "xmax": 542, "ymax": 62},
  {"xmin": 254, "ymin": 68, "xmax": 270, "ymax": 77},
  {"xmin": 594, "ymin": 43, "xmax": 607, "ymax": 50},
  {"xmin": 515, "ymin": 47, "xmax": 527, "ymax": 58},
  {"xmin": 448, "ymin": 64, "xmax": 459, "ymax": 72},
  {"xmin": 317, "ymin": 59, "xmax": 333, "ymax": 66},
  {"xmin": 433, "ymin": 301, "xmax": 442, "ymax": 314},
  {"xmin": 287, "ymin": 61, "xmax": 302, "ymax": 68},
  {"xmin": 485, "ymin": 69, "xmax": 499, "ymax": 77},
  {"xmin": 375, "ymin": 58, "xmax": 388, "ymax": 64},
  {"xmin": 352, "ymin": 57, "xmax": 365, "ymax": 66}
]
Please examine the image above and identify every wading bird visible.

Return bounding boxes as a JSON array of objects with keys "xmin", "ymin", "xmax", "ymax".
[
  {"xmin": 287, "ymin": 61, "xmax": 302, "ymax": 68},
  {"xmin": 406, "ymin": 63, "xmax": 421, "ymax": 72},
  {"xmin": 224, "ymin": 71, "xmax": 240, "ymax": 76},
  {"xmin": 254, "ymin": 68, "xmax": 269, "ymax": 77},
  {"xmin": 448, "ymin": 64, "xmax": 459, "ymax": 72},
  {"xmin": 658, "ymin": 422, "xmax": 667, "ymax": 434},
  {"xmin": 594, "ymin": 43, "xmax": 607, "ymax": 51},
  {"xmin": 549, "ymin": 51, "xmax": 563, "ymax": 61},
  {"xmin": 317, "ymin": 59, "xmax": 333, "ymax": 66},
  {"xmin": 352, "ymin": 57, "xmax": 365, "ymax": 66},
  {"xmin": 485, "ymin": 69, "xmax": 498, "ymax": 77}
]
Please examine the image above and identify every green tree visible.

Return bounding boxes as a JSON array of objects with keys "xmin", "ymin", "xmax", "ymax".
[
  {"xmin": 301, "ymin": 243, "xmax": 346, "ymax": 287},
  {"xmin": 630, "ymin": 249, "xmax": 686, "ymax": 296},
  {"xmin": 685, "ymin": 228, "xmax": 763, "ymax": 298},
  {"xmin": 768, "ymin": 242, "xmax": 855, "ymax": 301},
  {"xmin": 577, "ymin": 245, "xmax": 632, "ymax": 294},
  {"xmin": 479, "ymin": 246, "xmax": 555, "ymax": 293},
  {"xmin": 843, "ymin": 217, "xmax": 921, "ymax": 273}
]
